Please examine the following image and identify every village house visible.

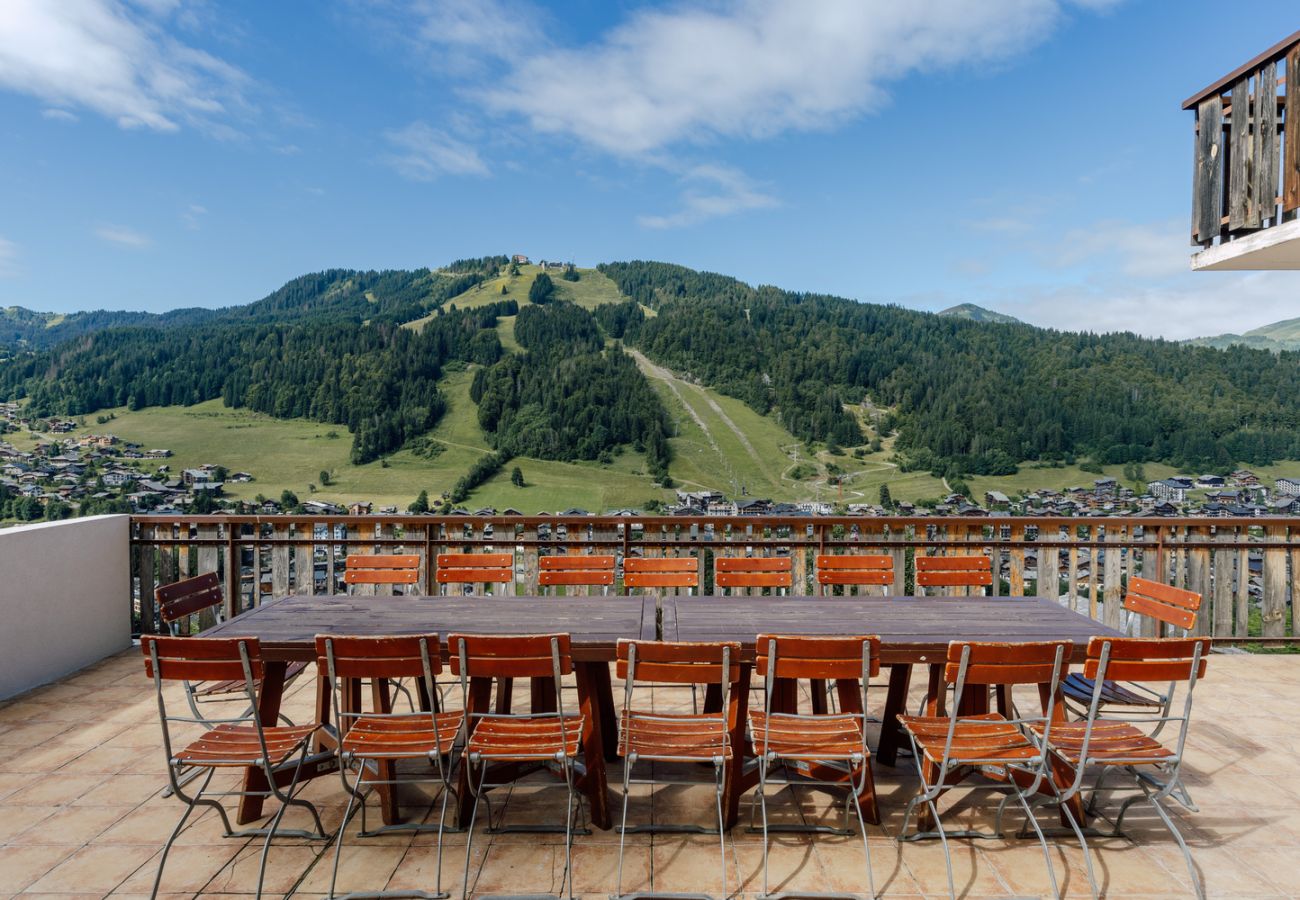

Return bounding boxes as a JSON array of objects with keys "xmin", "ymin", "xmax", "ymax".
[
  {"xmin": 1148, "ymin": 478, "xmax": 1188, "ymax": 502},
  {"xmin": 1275, "ymin": 477, "xmax": 1300, "ymax": 497}
]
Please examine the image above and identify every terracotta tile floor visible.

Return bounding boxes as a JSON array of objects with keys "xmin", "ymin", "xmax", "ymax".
[{"xmin": 1, "ymin": 648, "xmax": 1297, "ymax": 899}]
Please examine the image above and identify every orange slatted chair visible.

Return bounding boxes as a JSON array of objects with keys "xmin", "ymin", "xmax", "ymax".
[
  {"xmin": 316, "ymin": 634, "xmax": 464, "ymax": 900},
  {"xmin": 449, "ymin": 633, "xmax": 585, "ymax": 900},
  {"xmin": 613, "ymin": 639, "xmax": 743, "ymax": 900},
  {"xmin": 750, "ymin": 634, "xmax": 882, "ymax": 899},
  {"xmin": 623, "ymin": 555, "xmax": 700, "ymax": 594},
  {"xmin": 898, "ymin": 640, "xmax": 1072, "ymax": 900},
  {"xmin": 1037, "ymin": 636, "xmax": 1212, "ymax": 900},
  {"xmin": 156, "ymin": 572, "xmax": 307, "ymax": 727},
  {"xmin": 1061, "ymin": 578, "xmax": 1202, "ymax": 717},
  {"xmin": 816, "ymin": 553, "xmax": 894, "ymax": 594},
  {"xmin": 539, "ymin": 554, "xmax": 616, "ymax": 595},
  {"xmin": 915, "ymin": 554, "xmax": 994, "ymax": 596},
  {"xmin": 142, "ymin": 636, "xmax": 328, "ymax": 898},
  {"xmin": 343, "ymin": 554, "xmax": 420, "ymax": 594},
  {"xmin": 435, "ymin": 552, "xmax": 514, "ymax": 595},
  {"xmin": 715, "ymin": 554, "xmax": 793, "ymax": 595}
]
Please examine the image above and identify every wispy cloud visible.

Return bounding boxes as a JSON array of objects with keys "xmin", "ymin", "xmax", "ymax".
[
  {"xmin": 0, "ymin": 0, "xmax": 253, "ymax": 133},
  {"xmin": 0, "ymin": 236, "xmax": 17, "ymax": 276},
  {"xmin": 380, "ymin": 121, "xmax": 489, "ymax": 180},
  {"xmin": 181, "ymin": 203, "xmax": 206, "ymax": 230},
  {"xmin": 364, "ymin": 0, "xmax": 546, "ymax": 76},
  {"xmin": 638, "ymin": 164, "xmax": 778, "ymax": 229},
  {"xmin": 40, "ymin": 107, "xmax": 77, "ymax": 122},
  {"xmin": 475, "ymin": 0, "xmax": 1110, "ymax": 158},
  {"xmin": 95, "ymin": 224, "xmax": 152, "ymax": 248},
  {"xmin": 1051, "ymin": 218, "xmax": 1188, "ymax": 280}
]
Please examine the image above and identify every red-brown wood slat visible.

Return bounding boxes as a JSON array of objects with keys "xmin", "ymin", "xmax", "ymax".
[
  {"xmin": 315, "ymin": 634, "xmax": 442, "ymax": 679},
  {"xmin": 716, "ymin": 572, "xmax": 793, "ymax": 588},
  {"xmin": 345, "ymin": 569, "xmax": 421, "ymax": 584},
  {"xmin": 448, "ymin": 632, "xmax": 573, "ymax": 677},
  {"xmin": 817, "ymin": 570, "xmax": 893, "ymax": 585},
  {"xmin": 142, "ymin": 635, "xmax": 263, "ymax": 681},
  {"xmin": 347, "ymin": 554, "xmax": 421, "ymax": 569},
  {"xmin": 715, "ymin": 556, "xmax": 792, "ymax": 572},
  {"xmin": 438, "ymin": 553, "xmax": 513, "ymax": 568},
  {"xmin": 624, "ymin": 571, "xmax": 699, "ymax": 588},
  {"xmin": 436, "ymin": 568, "xmax": 514, "ymax": 584},
  {"xmin": 624, "ymin": 557, "xmax": 698, "ymax": 572},
  {"xmin": 916, "ymin": 570, "xmax": 994, "ymax": 587},
  {"xmin": 156, "ymin": 571, "xmax": 224, "ymax": 623},
  {"xmin": 539, "ymin": 571, "xmax": 616, "ymax": 586},
  {"xmin": 755, "ymin": 633, "xmax": 881, "ymax": 679},
  {"xmin": 540, "ymin": 555, "xmax": 616, "ymax": 570}
]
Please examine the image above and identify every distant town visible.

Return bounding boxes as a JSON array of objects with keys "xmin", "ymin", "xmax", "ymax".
[{"xmin": 4, "ymin": 400, "xmax": 1299, "ymax": 522}]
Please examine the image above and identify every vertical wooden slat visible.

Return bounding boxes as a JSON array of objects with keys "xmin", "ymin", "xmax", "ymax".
[
  {"xmin": 1255, "ymin": 61, "xmax": 1279, "ymax": 223},
  {"xmin": 1041, "ymin": 529, "xmax": 1061, "ymax": 605},
  {"xmin": 522, "ymin": 524, "xmax": 540, "ymax": 594},
  {"xmin": 294, "ymin": 522, "xmax": 314, "ymax": 596},
  {"xmin": 1103, "ymin": 526, "xmax": 1122, "ymax": 630},
  {"xmin": 1235, "ymin": 540, "xmax": 1251, "ymax": 639},
  {"xmin": 890, "ymin": 525, "xmax": 906, "ymax": 596},
  {"xmin": 137, "ymin": 525, "xmax": 156, "ymax": 634},
  {"xmin": 1009, "ymin": 524, "xmax": 1025, "ymax": 598},
  {"xmin": 1087, "ymin": 526, "xmax": 1100, "ymax": 621},
  {"xmin": 1188, "ymin": 529, "xmax": 1211, "ymax": 638},
  {"xmin": 1067, "ymin": 545, "xmax": 1079, "ymax": 613},
  {"xmin": 1212, "ymin": 528, "xmax": 1234, "ymax": 637},
  {"xmin": 197, "ymin": 523, "xmax": 219, "ymax": 629},
  {"xmin": 1229, "ymin": 75, "xmax": 1258, "ymax": 230},
  {"xmin": 1195, "ymin": 95, "xmax": 1225, "ymax": 240},
  {"xmin": 224, "ymin": 523, "xmax": 239, "ymax": 619},
  {"xmin": 272, "ymin": 522, "xmax": 291, "ymax": 600},
  {"xmin": 1285, "ymin": 45, "xmax": 1300, "ymax": 212}
]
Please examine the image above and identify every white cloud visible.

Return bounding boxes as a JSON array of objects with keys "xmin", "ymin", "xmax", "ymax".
[
  {"xmin": 381, "ymin": 121, "xmax": 489, "ymax": 180},
  {"xmin": 181, "ymin": 203, "xmax": 206, "ymax": 230},
  {"xmin": 367, "ymin": 0, "xmax": 545, "ymax": 75},
  {"xmin": 1052, "ymin": 218, "xmax": 1189, "ymax": 280},
  {"xmin": 478, "ymin": 0, "xmax": 1108, "ymax": 157},
  {"xmin": 95, "ymin": 224, "xmax": 152, "ymax": 248},
  {"xmin": 637, "ymin": 164, "xmax": 778, "ymax": 229},
  {"xmin": 0, "ymin": 0, "xmax": 252, "ymax": 133},
  {"xmin": 0, "ymin": 236, "xmax": 17, "ymax": 276},
  {"xmin": 40, "ymin": 107, "xmax": 78, "ymax": 122}
]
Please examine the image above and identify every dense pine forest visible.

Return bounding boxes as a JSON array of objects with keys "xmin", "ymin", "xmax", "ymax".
[{"xmin": 4, "ymin": 256, "xmax": 1300, "ymax": 487}]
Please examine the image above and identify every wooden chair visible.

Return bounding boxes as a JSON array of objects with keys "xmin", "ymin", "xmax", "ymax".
[
  {"xmin": 623, "ymin": 555, "xmax": 699, "ymax": 594},
  {"xmin": 435, "ymin": 552, "xmax": 513, "ymax": 595},
  {"xmin": 141, "ymin": 636, "xmax": 328, "ymax": 898},
  {"xmin": 449, "ymin": 633, "xmax": 585, "ymax": 900},
  {"xmin": 715, "ymin": 554, "xmax": 793, "ymax": 595},
  {"xmin": 915, "ymin": 554, "xmax": 993, "ymax": 596},
  {"xmin": 343, "ymin": 554, "xmax": 420, "ymax": 594},
  {"xmin": 316, "ymin": 634, "xmax": 464, "ymax": 900},
  {"xmin": 539, "ymin": 554, "xmax": 616, "ymax": 595},
  {"xmin": 1038, "ymin": 636, "xmax": 1212, "ymax": 900},
  {"xmin": 898, "ymin": 640, "xmax": 1072, "ymax": 900},
  {"xmin": 816, "ymin": 553, "xmax": 894, "ymax": 595},
  {"xmin": 613, "ymin": 639, "xmax": 743, "ymax": 900},
  {"xmin": 156, "ymin": 572, "xmax": 307, "ymax": 727},
  {"xmin": 1061, "ymin": 578, "xmax": 1202, "ymax": 718},
  {"xmin": 751, "ymin": 634, "xmax": 882, "ymax": 899}
]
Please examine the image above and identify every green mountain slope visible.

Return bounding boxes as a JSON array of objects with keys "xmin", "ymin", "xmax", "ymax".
[
  {"xmin": 937, "ymin": 303, "xmax": 1021, "ymax": 325},
  {"xmin": 1190, "ymin": 315, "xmax": 1300, "ymax": 352}
]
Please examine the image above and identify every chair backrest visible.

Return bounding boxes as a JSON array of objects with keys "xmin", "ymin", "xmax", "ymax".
[
  {"xmin": 754, "ymin": 634, "xmax": 882, "ymax": 682},
  {"xmin": 1084, "ymin": 636, "xmax": 1210, "ymax": 684},
  {"xmin": 944, "ymin": 640, "xmax": 1071, "ymax": 688},
  {"xmin": 539, "ymin": 554, "xmax": 616, "ymax": 591},
  {"xmin": 1123, "ymin": 578, "xmax": 1201, "ymax": 634},
  {"xmin": 617, "ymin": 639, "xmax": 743, "ymax": 687},
  {"xmin": 915, "ymin": 555, "xmax": 993, "ymax": 593},
  {"xmin": 816, "ymin": 554, "xmax": 893, "ymax": 592},
  {"xmin": 623, "ymin": 556, "xmax": 699, "ymax": 592},
  {"xmin": 344, "ymin": 554, "xmax": 420, "ymax": 593},
  {"xmin": 436, "ymin": 553, "xmax": 513, "ymax": 591},
  {"xmin": 315, "ymin": 634, "xmax": 446, "ymax": 742},
  {"xmin": 156, "ymin": 572, "xmax": 224, "ymax": 632},
  {"xmin": 447, "ymin": 633, "xmax": 574, "ymax": 679},
  {"xmin": 715, "ymin": 555, "xmax": 792, "ymax": 593},
  {"xmin": 142, "ymin": 634, "xmax": 262, "ymax": 684}
]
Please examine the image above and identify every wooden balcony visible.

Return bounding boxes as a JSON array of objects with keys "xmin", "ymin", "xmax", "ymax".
[
  {"xmin": 1186, "ymin": 31, "xmax": 1300, "ymax": 270},
  {"xmin": 130, "ymin": 513, "xmax": 1300, "ymax": 645}
]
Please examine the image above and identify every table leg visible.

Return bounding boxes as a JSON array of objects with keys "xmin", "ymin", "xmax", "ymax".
[
  {"xmin": 237, "ymin": 660, "xmax": 287, "ymax": 824},
  {"xmin": 589, "ymin": 661, "xmax": 618, "ymax": 762},
  {"xmin": 836, "ymin": 679, "xmax": 881, "ymax": 825},
  {"xmin": 722, "ymin": 662, "xmax": 751, "ymax": 829},
  {"xmin": 574, "ymin": 662, "xmax": 612, "ymax": 830},
  {"xmin": 875, "ymin": 664, "xmax": 912, "ymax": 767},
  {"xmin": 370, "ymin": 677, "xmax": 399, "ymax": 825},
  {"xmin": 1039, "ymin": 682, "xmax": 1087, "ymax": 826}
]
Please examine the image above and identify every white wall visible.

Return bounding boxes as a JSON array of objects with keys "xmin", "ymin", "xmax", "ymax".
[{"xmin": 0, "ymin": 515, "xmax": 132, "ymax": 700}]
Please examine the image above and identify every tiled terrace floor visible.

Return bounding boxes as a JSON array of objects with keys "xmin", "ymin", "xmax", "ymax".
[{"xmin": 1, "ymin": 649, "xmax": 1298, "ymax": 899}]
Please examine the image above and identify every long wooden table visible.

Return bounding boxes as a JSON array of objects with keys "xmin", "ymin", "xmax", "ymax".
[
  {"xmin": 203, "ymin": 593, "xmax": 656, "ymax": 830},
  {"xmin": 661, "ymin": 595, "xmax": 1125, "ymax": 826},
  {"xmin": 203, "ymin": 593, "xmax": 1120, "ymax": 832}
]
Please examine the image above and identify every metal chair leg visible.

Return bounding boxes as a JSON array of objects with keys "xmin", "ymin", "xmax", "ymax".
[
  {"xmin": 1148, "ymin": 792, "xmax": 1204, "ymax": 900},
  {"xmin": 327, "ymin": 770, "xmax": 364, "ymax": 900},
  {"xmin": 615, "ymin": 754, "xmax": 634, "ymax": 899},
  {"xmin": 848, "ymin": 775, "xmax": 878, "ymax": 900},
  {"xmin": 462, "ymin": 759, "xmax": 489, "ymax": 900},
  {"xmin": 714, "ymin": 760, "xmax": 728, "ymax": 900},
  {"xmin": 1012, "ymin": 784, "xmax": 1060, "ymax": 900},
  {"xmin": 150, "ymin": 768, "xmax": 212, "ymax": 899}
]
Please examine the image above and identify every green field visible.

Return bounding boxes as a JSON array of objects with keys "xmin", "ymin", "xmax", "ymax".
[{"xmin": 404, "ymin": 265, "xmax": 621, "ymax": 333}]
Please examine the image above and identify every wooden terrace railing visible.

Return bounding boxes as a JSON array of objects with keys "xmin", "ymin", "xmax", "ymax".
[
  {"xmin": 1185, "ymin": 30, "xmax": 1300, "ymax": 248},
  {"xmin": 129, "ymin": 514, "xmax": 1300, "ymax": 644}
]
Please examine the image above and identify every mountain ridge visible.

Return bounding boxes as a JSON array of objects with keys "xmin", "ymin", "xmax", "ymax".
[{"xmin": 937, "ymin": 302, "xmax": 1021, "ymax": 325}]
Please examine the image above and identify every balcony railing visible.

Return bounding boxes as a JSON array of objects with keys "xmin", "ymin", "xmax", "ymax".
[
  {"xmin": 129, "ymin": 513, "xmax": 1300, "ymax": 644},
  {"xmin": 1185, "ymin": 31, "xmax": 1300, "ymax": 268}
]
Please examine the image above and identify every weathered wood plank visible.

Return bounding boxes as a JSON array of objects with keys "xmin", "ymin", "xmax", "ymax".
[
  {"xmin": 272, "ymin": 523, "xmax": 291, "ymax": 600},
  {"xmin": 294, "ymin": 522, "xmax": 314, "ymax": 596},
  {"xmin": 1195, "ymin": 95, "xmax": 1225, "ymax": 240},
  {"xmin": 1212, "ymin": 528, "xmax": 1234, "ymax": 637},
  {"xmin": 1235, "ymin": 541, "xmax": 1251, "ymax": 639},
  {"xmin": 1009, "ymin": 524, "xmax": 1025, "ymax": 598},
  {"xmin": 1188, "ymin": 532, "xmax": 1211, "ymax": 638},
  {"xmin": 137, "ymin": 525, "xmax": 157, "ymax": 634},
  {"xmin": 1103, "ymin": 527, "xmax": 1122, "ymax": 630},
  {"xmin": 1067, "ymin": 545, "xmax": 1079, "ymax": 613},
  {"xmin": 197, "ymin": 523, "xmax": 219, "ymax": 630},
  {"xmin": 1228, "ymin": 75, "xmax": 1258, "ymax": 230},
  {"xmin": 1263, "ymin": 526, "xmax": 1287, "ymax": 638},
  {"xmin": 1286, "ymin": 46, "xmax": 1300, "ymax": 212},
  {"xmin": 1255, "ymin": 61, "xmax": 1279, "ymax": 222}
]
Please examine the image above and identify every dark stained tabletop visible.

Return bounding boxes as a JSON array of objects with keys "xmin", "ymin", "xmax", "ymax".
[
  {"xmin": 662, "ymin": 596, "xmax": 1123, "ymax": 664},
  {"xmin": 204, "ymin": 594, "xmax": 656, "ymax": 662}
]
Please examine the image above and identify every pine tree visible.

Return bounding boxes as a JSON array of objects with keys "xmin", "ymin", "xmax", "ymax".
[
  {"xmin": 409, "ymin": 489, "xmax": 429, "ymax": 513},
  {"xmin": 511, "ymin": 466, "xmax": 524, "ymax": 487}
]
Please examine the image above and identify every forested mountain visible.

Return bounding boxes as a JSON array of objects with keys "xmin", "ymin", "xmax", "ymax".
[
  {"xmin": 597, "ymin": 261, "xmax": 1300, "ymax": 476},
  {"xmin": 938, "ymin": 303, "xmax": 1021, "ymax": 325},
  {"xmin": 1189, "ymin": 315, "xmax": 1300, "ymax": 353},
  {"xmin": 5, "ymin": 256, "xmax": 1300, "ymax": 488},
  {"xmin": 1, "ymin": 305, "xmax": 217, "ymax": 349}
]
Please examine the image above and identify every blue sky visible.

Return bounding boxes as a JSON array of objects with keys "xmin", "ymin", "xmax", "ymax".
[{"xmin": 0, "ymin": 0, "xmax": 1297, "ymax": 338}]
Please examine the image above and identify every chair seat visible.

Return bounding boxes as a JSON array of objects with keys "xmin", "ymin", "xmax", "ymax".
[
  {"xmin": 174, "ymin": 722, "xmax": 318, "ymax": 768},
  {"xmin": 1061, "ymin": 674, "xmax": 1163, "ymax": 708},
  {"xmin": 191, "ymin": 660, "xmax": 310, "ymax": 698},
  {"xmin": 1031, "ymin": 720, "xmax": 1177, "ymax": 765},
  {"xmin": 749, "ymin": 710, "xmax": 865, "ymax": 761},
  {"xmin": 620, "ymin": 710, "xmax": 730, "ymax": 762},
  {"xmin": 343, "ymin": 711, "xmax": 464, "ymax": 759},
  {"xmin": 897, "ymin": 712, "xmax": 1039, "ymax": 765},
  {"xmin": 466, "ymin": 714, "xmax": 584, "ymax": 761}
]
